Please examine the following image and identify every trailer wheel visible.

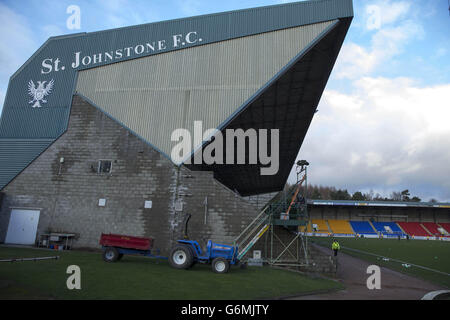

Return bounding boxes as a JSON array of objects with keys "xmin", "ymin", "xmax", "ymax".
[
  {"xmin": 103, "ymin": 247, "xmax": 120, "ymax": 263},
  {"xmin": 212, "ymin": 257, "xmax": 229, "ymax": 274},
  {"xmin": 169, "ymin": 245, "xmax": 194, "ymax": 269}
]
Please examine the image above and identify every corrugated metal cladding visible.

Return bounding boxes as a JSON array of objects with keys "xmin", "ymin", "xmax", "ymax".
[
  {"xmin": 76, "ymin": 21, "xmax": 334, "ymax": 160},
  {"xmin": 0, "ymin": 139, "xmax": 54, "ymax": 187},
  {"xmin": 0, "ymin": 0, "xmax": 353, "ymax": 190},
  {"xmin": 2, "ymin": 0, "xmax": 353, "ymax": 139}
]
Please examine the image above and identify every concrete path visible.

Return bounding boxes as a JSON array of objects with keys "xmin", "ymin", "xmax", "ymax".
[{"xmin": 291, "ymin": 244, "xmax": 445, "ymax": 300}]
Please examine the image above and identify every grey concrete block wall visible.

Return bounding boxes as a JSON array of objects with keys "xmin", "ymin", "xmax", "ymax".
[
  {"xmin": 0, "ymin": 95, "xmax": 262, "ymax": 254},
  {"xmin": 243, "ymin": 192, "xmax": 278, "ymax": 210}
]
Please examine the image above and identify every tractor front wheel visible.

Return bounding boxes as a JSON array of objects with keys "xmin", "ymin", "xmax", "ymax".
[
  {"xmin": 212, "ymin": 257, "xmax": 230, "ymax": 273},
  {"xmin": 169, "ymin": 245, "xmax": 194, "ymax": 269}
]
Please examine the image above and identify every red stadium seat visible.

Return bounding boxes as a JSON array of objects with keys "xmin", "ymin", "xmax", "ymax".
[
  {"xmin": 396, "ymin": 222, "xmax": 430, "ymax": 237},
  {"xmin": 422, "ymin": 222, "xmax": 449, "ymax": 237},
  {"xmin": 438, "ymin": 223, "xmax": 450, "ymax": 235}
]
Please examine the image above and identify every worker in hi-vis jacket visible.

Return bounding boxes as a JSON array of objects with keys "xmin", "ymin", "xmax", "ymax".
[{"xmin": 331, "ymin": 239, "xmax": 340, "ymax": 257}]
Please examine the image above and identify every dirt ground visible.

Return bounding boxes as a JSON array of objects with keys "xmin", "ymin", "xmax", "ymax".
[{"xmin": 291, "ymin": 244, "xmax": 446, "ymax": 300}]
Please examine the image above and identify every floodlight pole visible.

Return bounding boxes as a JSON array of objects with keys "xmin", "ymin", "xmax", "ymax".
[
  {"xmin": 304, "ymin": 164, "xmax": 308, "ymax": 263},
  {"xmin": 296, "ymin": 160, "xmax": 310, "ymax": 266}
]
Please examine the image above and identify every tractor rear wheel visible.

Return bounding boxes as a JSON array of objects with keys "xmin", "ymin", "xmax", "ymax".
[
  {"xmin": 212, "ymin": 257, "xmax": 230, "ymax": 273},
  {"xmin": 169, "ymin": 245, "xmax": 194, "ymax": 269},
  {"xmin": 103, "ymin": 247, "xmax": 120, "ymax": 263}
]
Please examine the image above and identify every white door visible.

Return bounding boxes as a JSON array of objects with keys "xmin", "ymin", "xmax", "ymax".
[{"xmin": 5, "ymin": 209, "xmax": 40, "ymax": 245}]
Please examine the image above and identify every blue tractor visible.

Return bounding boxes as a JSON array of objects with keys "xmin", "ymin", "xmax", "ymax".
[{"xmin": 168, "ymin": 214, "xmax": 240, "ymax": 273}]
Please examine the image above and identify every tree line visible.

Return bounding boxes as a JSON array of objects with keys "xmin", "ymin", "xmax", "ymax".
[{"xmin": 283, "ymin": 184, "xmax": 435, "ymax": 202}]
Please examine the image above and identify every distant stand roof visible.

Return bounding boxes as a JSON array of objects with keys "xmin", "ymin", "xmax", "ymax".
[{"xmin": 308, "ymin": 199, "xmax": 450, "ymax": 209}]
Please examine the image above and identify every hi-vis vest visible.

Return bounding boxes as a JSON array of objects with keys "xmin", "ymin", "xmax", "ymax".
[{"xmin": 332, "ymin": 242, "xmax": 340, "ymax": 250}]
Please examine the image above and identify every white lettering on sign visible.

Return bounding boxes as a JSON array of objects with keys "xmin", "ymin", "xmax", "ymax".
[{"xmin": 40, "ymin": 32, "xmax": 202, "ymax": 74}]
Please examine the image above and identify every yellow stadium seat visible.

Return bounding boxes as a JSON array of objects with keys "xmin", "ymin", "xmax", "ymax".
[
  {"xmin": 327, "ymin": 219, "xmax": 354, "ymax": 234},
  {"xmin": 309, "ymin": 219, "xmax": 330, "ymax": 233}
]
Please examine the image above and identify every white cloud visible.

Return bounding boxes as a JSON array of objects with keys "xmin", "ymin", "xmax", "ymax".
[
  {"xmin": 434, "ymin": 47, "xmax": 447, "ymax": 58},
  {"xmin": 335, "ymin": 19, "xmax": 424, "ymax": 79},
  {"xmin": 0, "ymin": 3, "xmax": 39, "ymax": 116},
  {"xmin": 366, "ymin": 152, "xmax": 383, "ymax": 168},
  {"xmin": 293, "ymin": 77, "xmax": 450, "ymax": 201},
  {"xmin": 94, "ymin": 0, "xmax": 161, "ymax": 29},
  {"xmin": 334, "ymin": 1, "xmax": 424, "ymax": 80},
  {"xmin": 333, "ymin": 43, "xmax": 377, "ymax": 79},
  {"xmin": 0, "ymin": 4, "xmax": 37, "ymax": 79},
  {"xmin": 41, "ymin": 25, "xmax": 66, "ymax": 39},
  {"xmin": 177, "ymin": 0, "xmax": 202, "ymax": 16},
  {"xmin": 365, "ymin": 0, "xmax": 411, "ymax": 30},
  {"xmin": 371, "ymin": 20, "xmax": 424, "ymax": 55}
]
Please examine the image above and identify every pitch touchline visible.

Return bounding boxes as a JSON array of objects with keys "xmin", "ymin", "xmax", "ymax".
[{"xmin": 341, "ymin": 246, "xmax": 450, "ymax": 277}]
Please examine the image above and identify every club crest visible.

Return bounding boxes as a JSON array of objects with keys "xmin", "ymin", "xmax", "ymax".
[{"xmin": 28, "ymin": 79, "xmax": 54, "ymax": 108}]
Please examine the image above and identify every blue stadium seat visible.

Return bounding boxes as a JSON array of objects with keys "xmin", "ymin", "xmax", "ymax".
[
  {"xmin": 372, "ymin": 222, "xmax": 405, "ymax": 236},
  {"xmin": 349, "ymin": 221, "xmax": 376, "ymax": 234}
]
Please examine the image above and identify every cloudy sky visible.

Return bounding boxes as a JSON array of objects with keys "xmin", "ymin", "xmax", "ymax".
[{"xmin": 0, "ymin": 0, "xmax": 449, "ymax": 201}]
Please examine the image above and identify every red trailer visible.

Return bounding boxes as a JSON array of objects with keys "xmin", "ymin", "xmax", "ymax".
[{"xmin": 99, "ymin": 233, "xmax": 166, "ymax": 262}]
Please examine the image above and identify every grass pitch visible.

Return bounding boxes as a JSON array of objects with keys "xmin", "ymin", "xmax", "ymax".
[
  {"xmin": 311, "ymin": 237, "xmax": 450, "ymax": 288},
  {"xmin": 0, "ymin": 246, "xmax": 342, "ymax": 300}
]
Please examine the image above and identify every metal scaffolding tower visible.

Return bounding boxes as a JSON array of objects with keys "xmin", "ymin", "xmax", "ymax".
[{"xmin": 234, "ymin": 160, "xmax": 311, "ymax": 267}]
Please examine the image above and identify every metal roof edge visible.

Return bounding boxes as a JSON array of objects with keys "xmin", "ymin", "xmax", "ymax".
[
  {"xmin": 83, "ymin": 0, "xmax": 353, "ymax": 37},
  {"xmin": 47, "ymin": 32, "xmax": 87, "ymax": 41},
  {"xmin": 6, "ymin": 0, "xmax": 354, "ymax": 91},
  {"xmin": 10, "ymin": 32, "xmax": 87, "ymax": 81},
  {"xmin": 10, "ymin": 39, "xmax": 52, "ymax": 81}
]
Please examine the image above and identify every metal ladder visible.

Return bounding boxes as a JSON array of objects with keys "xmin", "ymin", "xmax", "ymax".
[{"xmin": 234, "ymin": 206, "xmax": 271, "ymax": 261}]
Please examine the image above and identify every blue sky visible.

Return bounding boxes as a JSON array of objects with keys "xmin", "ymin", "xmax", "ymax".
[{"xmin": 0, "ymin": 0, "xmax": 449, "ymax": 201}]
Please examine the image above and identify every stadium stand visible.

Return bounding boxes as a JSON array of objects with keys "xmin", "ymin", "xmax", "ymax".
[
  {"xmin": 302, "ymin": 221, "xmax": 313, "ymax": 232},
  {"xmin": 300, "ymin": 218, "xmax": 450, "ymax": 238},
  {"xmin": 349, "ymin": 221, "xmax": 376, "ymax": 234},
  {"xmin": 437, "ymin": 223, "xmax": 450, "ymax": 236},
  {"xmin": 421, "ymin": 222, "xmax": 448, "ymax": 237},
  {"xmin": 327, "ymin": 219, "xmax": 354, "ymax": 234},
  {"xmin": 396, "ymin": 222, "xmax": 429, "ymax": 237},
  {"xmin": 309, "ymin": 219, "xmax": 330, "ymax": 233},
  {"xmin": 372, "ymin": 222, "xmax": 405, "ymax": 236}
]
